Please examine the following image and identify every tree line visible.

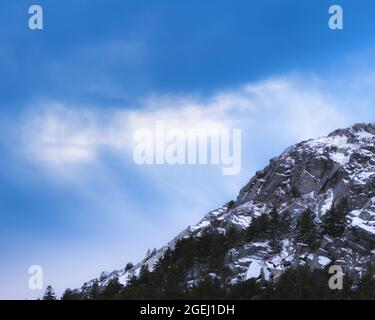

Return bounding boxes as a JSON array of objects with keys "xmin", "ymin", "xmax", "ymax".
[{"xmin": 41, "ymin": 199, "xmax": 375, "ymax": 300}]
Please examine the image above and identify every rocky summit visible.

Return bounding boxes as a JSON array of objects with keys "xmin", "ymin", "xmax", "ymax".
[{"xmin": 76, "ymin": 123, "xmax": 375, "ymax": 298}]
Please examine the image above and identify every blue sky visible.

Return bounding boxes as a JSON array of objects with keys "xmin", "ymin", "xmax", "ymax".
[{"xmin": 1, "ymin": 0, "xmax": 375, "ymax": 299}]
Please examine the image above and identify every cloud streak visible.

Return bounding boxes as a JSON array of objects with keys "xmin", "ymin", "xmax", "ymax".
[{"xmin": 18, "ymin": 73, "xmax": 373, "ymax": 176}]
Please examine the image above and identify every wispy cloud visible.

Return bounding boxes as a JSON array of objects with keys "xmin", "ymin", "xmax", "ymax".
[{"xmin": 18, "ymin": 73, "xmax": 373, "ymax": 176}]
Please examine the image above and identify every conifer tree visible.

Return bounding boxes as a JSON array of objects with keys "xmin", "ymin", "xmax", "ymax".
[
  {"xmin": 291, "ymin": 186, "xmax": 300, "ymax": 198},
  {"xmin": 247, "ymin": 214, "xmax": 269, "ymax": 241},
  {"xmin": 89, "ymin": 280, "xmax": 99, "ymax": 300},
  {"xmin": 356, "ymin": 269, "xmax": 375, "ymax": 299},
  {"xmin": 268, "ymin": 207, "xmax": 282, "ymax": 252},
  {"xmin": 322, "ymin": 199, "xmax": 348, "ymax": 237},
  {"xmin": 227, "ymin": 200, "xmax": 235, "ymax": 210},
  {"xmin": 296, "ymin": 208, "xmax": 318, "ymax": 248},
  {"xmin": 43, "ymin": 285, "xmax": 57, "ymax": 300},
  {"xmin": 124, "ymin": 262, "xmax": 134, "ymax": 272},
  {"xmin": 102, "ymin": 276, "xmax": 123, "ymax": 299},
  {"xmin": 279, "ymin": 210, "xmax": 292, "ymax": 235},
  {"xmin": 61, "ymin": 289, "xmax": 73, "ymax": 300},
  {"xmin": 225, "ymin": 226, "xmax": 243, "ymax": 248},
  {"xmin": 61, "ymin": 288, "xmax": 80, "ymax": 300}
]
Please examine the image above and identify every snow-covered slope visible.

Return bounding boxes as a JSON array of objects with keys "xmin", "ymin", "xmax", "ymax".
[{"xmin": 79, "ymin": 123, "xmax": 375, "ymax": 294}]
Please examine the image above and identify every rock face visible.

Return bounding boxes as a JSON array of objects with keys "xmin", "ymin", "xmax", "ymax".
[{"xmin": 80, "ymin": 123, "xmax": 375, "ymax": 293}]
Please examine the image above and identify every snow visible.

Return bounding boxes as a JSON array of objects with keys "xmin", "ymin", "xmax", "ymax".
[
  {"xmin": 355, "ymin": 130, "xmax": 375, "ymax": 140},
  {"xmin": 305, "ymin": 134, "xmax": 355, "ymax": 166},
  {"xmin": 329, "ymin": 151, "xmax": 351, "ymax": 165},
  {"xmin": 240, "ymin": 191, "xmax": 249, "ymax": 200},
  {"xmin": 262, "ymin": 267, "xmax": 271, "ymax": 281},
  {"xmin": 318, "ymin": 256, "xmax": 332, "ymax": 267},
  {"xmin": 118, "ymin": 272, "xmax": 130, "ymax": 286},
  {"xmin": 271, "ymin": 256, "xmax": 282, "ymax": 266},
  {"xmin": 187, "ymin": 280, "xmax": 198, "ymax": 288},
  {"xmin": 245, "ymin": 260, "xmax": 263, "ymax": 280},
  {"xmin": 216, "ymin": 227, "xmax": 226, "ymax": 234},
  {"xmin": 238, "ymin": 258, "xmax": 252, "ymax": 264},
  {"xmin": 230, "ymin": 214, "xmax": 252, "ymax": 229},
  {"xmin": 285, "ymin": 255, "xmax": 294, "ymax": 262},
  {"xmin": 236, "ymin": 201, "xmax": 266, "ymax": 217},
  {"xmin": 303, "ymin": 191, "xmax": 315, "ymax": 200},
  {"xmin": 251, "ymin": 241, "xmax": 269, "ymax": 247},
  {"xmin": 100, "ymin": 271, "xmax": 110, "ymax": 279},
  {"xmin": 306, "ymin": 135, "xmax": 349, "ymax": 150},
  {"xmin": 356, "ymin": 223, "xmax": 375, "ymax": 234},
  {"xmin": 190, "ymin": 220, "xmax": 211, "ymax": 232},
  {"xmin": 211, "ymin": 208, "xmax": 226, "ymax": 216},
  {"xmin": 353, "ymin": 171, "xmax": 375, "ymax": 185},
  {"xmin": 307, "ymin": 254, "xmax": 314, "ymax": 261},
  {"xmin": 350, "ymin": 215, "xmax": 375, "ymax": 235},
  {"xmin": 302, "ymin": 128, "xmax": 375, "ymax": 170},
  {"xmin": 320, "ymin": 189, "xmax": 334, "ymax": 215}
]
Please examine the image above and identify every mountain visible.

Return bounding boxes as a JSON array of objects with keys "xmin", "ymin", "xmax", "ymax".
[{"xmin": 66, "ymin": 123, "xmax": 375, "ymax": 299}]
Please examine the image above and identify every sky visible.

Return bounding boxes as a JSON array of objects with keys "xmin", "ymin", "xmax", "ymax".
[{"xmin": 0, "ymin": 0, "xmax": 375, "ymax": 299}]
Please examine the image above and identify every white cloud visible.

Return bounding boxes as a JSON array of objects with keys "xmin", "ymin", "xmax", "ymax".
[
  {"xmin": 243, "ymin": 76, "xmax": 350, "ymax": 141},
  {"xmin": 19, "ymin": 97, "xmax": 241, "ymax": 172},
  {"xmin": 19, "ymin": 74, "xmax": 368, "ymax": 175},
  {"xmin": 22, "ymin": 105, "xmax": 101, "ymax": 166}
]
